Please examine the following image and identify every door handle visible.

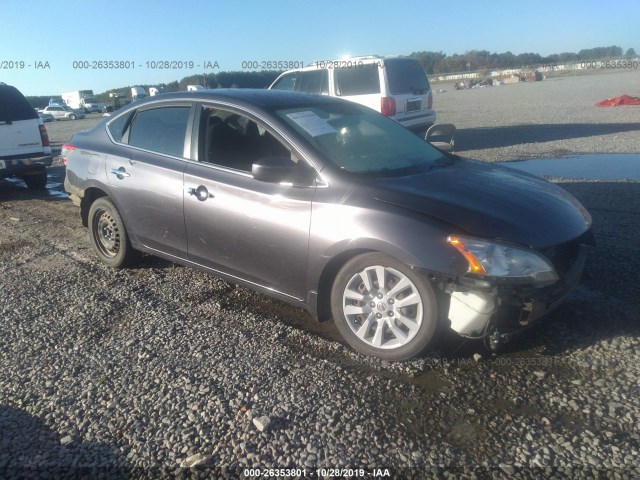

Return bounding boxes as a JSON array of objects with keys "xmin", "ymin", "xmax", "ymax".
[
  {"xmin": 187, "ymin": 185, "xmax": 214, "ymax": 201},
  {"xmin": 109, "ymin": 167, "xmax": 130, "ymax": 179}
]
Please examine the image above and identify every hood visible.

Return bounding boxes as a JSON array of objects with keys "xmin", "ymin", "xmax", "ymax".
[{"xmin": 365, "ymin": 158, "xmax": 591, "ymax": 248}]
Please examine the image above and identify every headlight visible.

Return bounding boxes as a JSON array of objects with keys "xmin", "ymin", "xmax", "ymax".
[{"xmin": 447, "ymin": 235, "xmax": 559, "ymax": 284}]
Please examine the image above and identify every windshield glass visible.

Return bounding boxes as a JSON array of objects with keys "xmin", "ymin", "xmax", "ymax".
[{"xmin": 275, "ymin": 103, "xmax": 443, "ymax": 175}]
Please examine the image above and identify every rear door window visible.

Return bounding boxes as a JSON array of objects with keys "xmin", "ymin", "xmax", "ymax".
[
  {"xmin": 127, "ymin": 106, "xmax": 191, "ymax": 157},
  {"xmin": 335, "ymin": 66, "xmax": 380, "ymax": 96}
]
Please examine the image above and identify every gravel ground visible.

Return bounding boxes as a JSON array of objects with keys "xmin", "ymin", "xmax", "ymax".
[
  {"xmin": 1, "ymin": 70, "xmax": 640, "ymax": 478},
  {"xmin": 433, "ymin": 69, "xmax": 640, "ymax": 161}
]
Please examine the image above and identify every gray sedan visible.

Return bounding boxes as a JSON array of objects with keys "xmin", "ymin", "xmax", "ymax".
[{"xmin": 63, "ymin": 89, "xmax": 593, "ymax": 360}]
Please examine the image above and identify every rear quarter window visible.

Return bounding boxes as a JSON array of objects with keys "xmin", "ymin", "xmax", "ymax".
[
  {"xmin": 335, "ymin": 66, "xmax": 381, "ymax": 96},
  {"xmin": 0, "ymin": 85, "xmax": 38, "ymax": 122},
  {"xmin": 107, "ymin": 111, "xmax": 135, "ymax": 142}
]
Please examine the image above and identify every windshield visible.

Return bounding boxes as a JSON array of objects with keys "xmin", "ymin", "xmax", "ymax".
[{"xmin": 275, "ymin": 103, "xmax": 443, "ymax": 175}]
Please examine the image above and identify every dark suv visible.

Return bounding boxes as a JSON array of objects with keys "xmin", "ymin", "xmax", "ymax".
[{"xmin": 0, "ymin": 83, "xmax": 52, "ymax": 189}]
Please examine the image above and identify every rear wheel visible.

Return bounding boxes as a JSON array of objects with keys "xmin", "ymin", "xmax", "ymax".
[
  {"xmin": 22, "ymin": 168, "xmax": 47, "ymax": 190},
  {"xmin": 330, "ymin": 253, "xmax": 439, "ymax": 360},
  {"xmin": 69, "ymin": 114, "xmax": 76, "ymax": 120},
  {"xmin": 88, "ymin": 197, "xmax": 141, "ymax": 268}
]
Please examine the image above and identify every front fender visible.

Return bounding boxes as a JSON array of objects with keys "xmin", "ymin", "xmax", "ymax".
[{"xmin": 308, "ymin": 200, "xmax": 469, "ymax": 294}]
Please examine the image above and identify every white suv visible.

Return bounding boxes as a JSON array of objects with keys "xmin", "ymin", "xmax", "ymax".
[
  {"xmin": 0, "ymin": 83, "xmax": 52, "ymax": 189},
  {"xmin": 269, "ymin": 55, "xmax": 436, "ymax": 132}
]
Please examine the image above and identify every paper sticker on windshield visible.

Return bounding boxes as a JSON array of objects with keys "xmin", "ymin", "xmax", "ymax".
[{"xmin": 286, "ymin": 111, "xmax": 337, "ymax": 137}]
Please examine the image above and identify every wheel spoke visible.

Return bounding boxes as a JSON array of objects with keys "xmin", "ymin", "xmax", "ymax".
[
  {"xmin": 394, "ymin": 313, "xmax": 420, "ymax": 335},
  {"xmin": 354, "ymin": 314, "xmax": 375, "ymax": 341},
  {"xmin": 393, "ymin": 292, "xmax": 420, "ymax": 309},
  {"xmin": 386, "ymin": 276, "xmax": 411, "ymax": 298},
  {"xmin": 374, "ymin": 266, "xmax": 386, "ymax": 291},
  {"xmin": 371, "ymin": 319, "xmax": 385, "ymax": 347},
  {"xmin": 344, "ymin": 304, "xmax": 366, "ymax": 316},
  {"xmin": 358, "ymin": 270, "xmax": 374, "ymax": 293},
  {"xmin": 344, "ymin": 288, "xmax": 365, "ymax": 302},
  {"xmin": 387, "ymin": 319, "xmax": 409, "ymax": 340}
]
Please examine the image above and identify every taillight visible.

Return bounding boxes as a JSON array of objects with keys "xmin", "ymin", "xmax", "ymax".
[
  {"xmin": 380, "ymin": 97, "xmax": 396, "ymax": 116},
  {"xmin": 61, "ymin": 143, "xmax": 76, "ymax": 166},
  {"xmin": 428, "ymin": 90, "xmax": 433, "ymax": 110},
  {"xmin": 39, "ymin": 124, "xmax": 50, "ymax": 147}
]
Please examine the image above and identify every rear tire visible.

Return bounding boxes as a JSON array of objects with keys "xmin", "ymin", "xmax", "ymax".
[
  {"xmin": 22, "ymin": 168, "xmax": 47, "ymax": 190},
  {"xmin": 69, "ymin": 114, "xmax": 76, "ymax": 120},
  {"xmin": 330, "ymin": 252, "xmax": 439, "ymax": 360},
  {"xmin": 88, "ymin": 197, "xmax": 141, "ymax": 268}
]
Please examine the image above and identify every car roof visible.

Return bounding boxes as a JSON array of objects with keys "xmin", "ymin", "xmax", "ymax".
[{"xmin": 129, "ymin": 88, "xmax": 344, "ymax": 110}]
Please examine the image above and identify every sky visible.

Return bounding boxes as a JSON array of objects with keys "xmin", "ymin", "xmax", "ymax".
[{"xmin": 2, "ymin": 0, "xmax": 639, "ymax": 96}]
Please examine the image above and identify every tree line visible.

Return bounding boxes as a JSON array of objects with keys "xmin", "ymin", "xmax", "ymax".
[{"xmin": 409, "ymin": 45, "xmax": 636, "ymax": 74}]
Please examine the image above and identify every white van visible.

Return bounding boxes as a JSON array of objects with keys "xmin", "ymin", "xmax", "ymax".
[{"xmin": 269, "ymin": 55, "xmax": 436, "ymax": 132}]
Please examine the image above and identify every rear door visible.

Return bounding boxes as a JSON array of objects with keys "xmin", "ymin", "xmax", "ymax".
[{"xmin": 105, "ymin": 103, "xmax": 193, "ymax": 258}]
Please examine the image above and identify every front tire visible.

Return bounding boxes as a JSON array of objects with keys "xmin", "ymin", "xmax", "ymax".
[
  {"xmin": 331, "ymin": 253, "xmax": 440, "ymax": 360},
  {"xmin": 88, "ymin": 197, "xmax": 141, "ymax": 268},
  {"xmin": 69, "ymin": 114, "xmax": 76, "ymax": 120}
]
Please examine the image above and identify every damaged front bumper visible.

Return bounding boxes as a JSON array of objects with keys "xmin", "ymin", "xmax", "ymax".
[{"xmin": 432, "ymin": 243, "xmax": 589, "ymax": 343}]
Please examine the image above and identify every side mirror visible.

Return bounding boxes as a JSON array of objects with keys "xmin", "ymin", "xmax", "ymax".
[
  {"xmin": 424, "ymin": 123, "xmax": 456, "ymax": 153},
  {"xmin": 252, "ymin": 156, "xmax": 316, "ymax": 186}
]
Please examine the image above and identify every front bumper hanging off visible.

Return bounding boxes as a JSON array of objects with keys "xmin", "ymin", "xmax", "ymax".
[{"xmin": 442, "ymin": 244, "xmax": 589, "ymax": 341}]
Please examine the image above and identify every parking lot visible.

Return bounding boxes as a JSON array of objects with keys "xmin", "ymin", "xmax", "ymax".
[{"xmin": 1, "ymin": 70, "xmax": 639, "ymax": 477}]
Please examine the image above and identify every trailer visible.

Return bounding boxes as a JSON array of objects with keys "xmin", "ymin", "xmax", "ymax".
[{"xmin": 131, "ymin": 86, "xmax": 148, "ymax": 101}]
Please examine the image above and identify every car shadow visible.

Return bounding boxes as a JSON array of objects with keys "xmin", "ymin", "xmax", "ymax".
[
  {"xmin": 0, "ymin": 404, "xmax": 130, "ymax": 478},
  {"xmin": 456, "ymin": 123, "xmax": 640, "ymax": 151},
  {"xmin": 0, "ymin": 165, "xmax": 69, "ymax": 202}
]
